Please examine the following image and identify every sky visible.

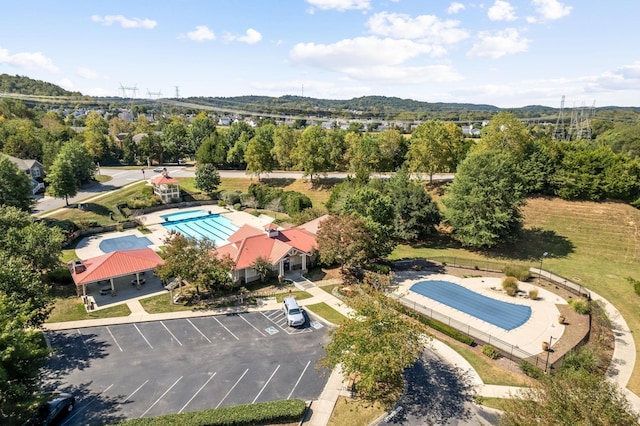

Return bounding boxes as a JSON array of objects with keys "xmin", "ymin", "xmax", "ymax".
[{"xmin": 1, "ymin": 0, "xmax": 639, "ymax": 108}]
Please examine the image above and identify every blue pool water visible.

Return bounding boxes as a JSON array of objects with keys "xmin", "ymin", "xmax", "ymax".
[
  {"xmin": 99, "ymin": 235, "xmax": 153, "ymax": 253},
  {"xmin": 161, "ymin": 210, "xmax": 238, "ymax": 246},
  {"xmin": 410, "ymin": 280, "xmax": 531, "ymax": 331}
]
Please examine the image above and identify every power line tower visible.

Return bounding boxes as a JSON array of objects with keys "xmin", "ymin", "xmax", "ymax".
[
  {"xmin": 118, "ymin": 83, "xmax": 138, "ymax": 98},
  {"xmin": 575, "ymin": 101, "xmax": 595, "ymax": 140},
  {"xmin": 553, "ymin": 95, "xmax": 567, "ymax": 141},
  {"xmin": 146, "ymin": 89, "xmax": 163, "ymax": 99},
  {"xmin": 174, "ymin": 86, "xmax": 180, "ymax": 98}
]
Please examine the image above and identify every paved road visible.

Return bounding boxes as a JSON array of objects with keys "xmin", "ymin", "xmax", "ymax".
[
  {"xmin": 32, "ymin": 167, "xmax": 454, "ymax": 215},
  {"xmin": 379, "ymin": 349, "xmax": 500, "ymax": 426},
  {"xmin": 44, "ymin": 310, "xmax": 329, "ymax": 425}
]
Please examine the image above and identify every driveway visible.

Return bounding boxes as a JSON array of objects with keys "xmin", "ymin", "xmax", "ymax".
[{"xmin": 43, "ymin": 311, "xmax": 329, "ymax": 425}]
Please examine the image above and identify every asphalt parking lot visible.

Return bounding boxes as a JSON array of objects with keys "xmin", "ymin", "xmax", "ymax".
[{"xmin": 43, "ymin": 309, "xmax": 330, "ymax": 425}]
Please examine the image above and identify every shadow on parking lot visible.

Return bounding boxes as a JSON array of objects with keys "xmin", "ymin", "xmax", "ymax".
[
  {"xmin": 48, "ymin": 381, "xmax": 127, "ymax": 426},
  {"xmin": 383, "ymin": 349, "xmax": 476, "ymax": 425},
  {"xmin": 43, "ymin": 331, "xmax": 111, "ymax": 386}
]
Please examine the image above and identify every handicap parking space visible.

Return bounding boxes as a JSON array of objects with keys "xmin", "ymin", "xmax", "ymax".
[{"xmin": 47, "ymin": 314, "xmax": 330, "ymax": 425}]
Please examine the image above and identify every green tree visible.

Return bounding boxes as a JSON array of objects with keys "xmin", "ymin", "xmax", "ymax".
[
  {"xmin": 251, "ymin": 256, "xmax": 274, "ymax": 282},
  {"xmin": 271, "ymin": 124, "xmax": 297, "ymax": 170},
  {"xmin": 377, "ymin": 129, "xmax": 407, "ymax": 171},
  {"xmin": 194, "ymin": 163, "xmax": 221, "ymax": 197},
  {"xmin": 386, "ymin": 170, "xmax": 441, "ymax": 240},
  {"xmin": 477, "ymin": 111, "xmax": 533, "ymax": 158},
  {"xmin": 293, "ymin": 125, "xmax": 331, "ymax": 181},
  {"xmin": 346, "ymin": 132, "xmax": 379, "ymax": 184},
  {"xmin": 162, "ymin": 117, "xmax": 189, "ymax": 161},
  {"xmin": 58, "ymin": 140, "xmax": 95, "ymax": 184},
  {"xmin": 406, "ymin": 120, "xmax": 464, "ymax": 183},
  {"xmin": 442, "ymin": 150, "xmax": 525, "ymax": 248},
  {"xmin": 195, "ymin": 133, "xmax": 225, "ymax": 164},
  {"xmin": 321, "ymin": 290, "xmax": 424, "ymax": 403},
  {"xmin": 46, "ymin": 156, "xmax": 77, "ymax": 206},
  {"xmin": 0, "ymin": 156, "xmax": 33, "ymax": 210},
  {"xmin": 316, "ymin": 215, "xmax": 371, "ymax": 272},
  {"xmin": 189, "ymin": 112, "xmax": 216, "ymax": 155},
  {"xmin": 245, "ymin": 124, "xmax": 275, "ymax": 180},
  {"xmin": 500, "ymin": 368, "xmax": 639, "ymax": 426},
  {"xmin": 83, "ymin": 111, "xmax": 110, "ymax": 161}
]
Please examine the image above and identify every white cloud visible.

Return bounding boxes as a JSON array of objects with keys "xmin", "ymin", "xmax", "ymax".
[
  {"xmin": 224, "ymin": 28, "xmax": 262, "ymax": 44},
  {"xmin": 488, "ymin": 1, "xmax": 517, "ymax": 21},
  {"xmin": 185, "ymin": 25, "xmax": 215, "ymax": 42},
  {"xmin": 367, "ymin": 12, "xmax": 469, "ymax": 45},
  {"xmin": 76, "ymin": 67, "xmax": 99, "ymax": 79},
  {"xmin": 467, "ymin": 28, "xmax": 530, "ymax": 58},
  {"xmin": 531, "ymin": 0, "xmax": 572, "ymax": 21},
  {"xmin": 57, "ymin": 78, "xmax": 74, "ymax": 90},
  {"xmin": 289, "ymin": 36, "xmax": 462, "ymax": 83},
  {"xmin": 447, "ymin": 2, "xmax": 466, "ymax": 14},
  {"xmin": 91, "ymin": 14, "xmax": 157, "ymax": 29},
  {"xmin": 305, "ymin": 0, "xmax": 371, "ymax": 11},
  {"xmin": 588, "ymin": 62, "xmax": 640, "ymax": 91},
  {"xmin": 0, "ymin": 48, "xmax": 59, "ymax": 72}
]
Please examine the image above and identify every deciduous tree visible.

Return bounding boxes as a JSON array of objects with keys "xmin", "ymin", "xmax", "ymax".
[
  {"xmin": 316, "ymin": 215, "xmax": 371, "ymax": 272},
  {"xmin": 46, "ymin": 156, "xmax": 77, "ymax": 206},
  {"xmin": 194, "ymin": 163, "xmax": 221, "ymax": 197},
  {"xmin": 0, "ymin": 155, "xmax": 33, "ymax": 210}
]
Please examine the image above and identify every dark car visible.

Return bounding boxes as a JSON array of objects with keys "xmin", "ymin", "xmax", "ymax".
[{"xmin": 23, "ymin": 393, "xmax": 75, "ymax": 425}]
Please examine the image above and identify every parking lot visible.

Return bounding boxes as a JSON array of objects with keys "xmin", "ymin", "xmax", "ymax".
[{"xmin": 44, "ymin": 310, "xmax": 330, "ymax": 425}]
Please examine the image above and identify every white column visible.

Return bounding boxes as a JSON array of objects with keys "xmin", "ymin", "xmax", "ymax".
[{"xmin": 302, "ymin": 254, "xmax": 307, "ymax": 272}]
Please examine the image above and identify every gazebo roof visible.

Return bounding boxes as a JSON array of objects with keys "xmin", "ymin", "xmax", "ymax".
[
  {"xmin": 150, "ymin": 174, "xmax": 179, "ymax": 185},
  {"xmin": 71, "ymin": 248, "xmax": 164, "ymax": 285}
]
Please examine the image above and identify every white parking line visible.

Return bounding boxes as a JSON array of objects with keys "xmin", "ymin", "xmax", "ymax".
[
  {"xmin": 60, "ymin": 384, "xmax": 113, "ymax": 426},
  {"xmin": 120, "ymin": 380, "xmax": 149, "ymax": 405},
  {"xmin": 252, "ymin": 365, "xmax": 280, "ymax": 403},
  {"xmin": 287, "ymin": 360, "xmax": 311, "ymax": 400},
  {"xmin": 238, "ymin": 314, "xmax": 266, "ymax": 337},
  {"xmin": 187, "ymin": 319, "xmax": 212, "ymax": 343},
  {"xmin": 161, "ymin": 321, "xmax": 183, "ymax": 346},
  {"xmin": 106, "ymin": 326, "xmax": 123, "ymax": 352},
  {"xmin": 216, "ymin": 368, "xmax": 248, "ymax": 408},
  {"xmin": 212, "ymin": 316, "xmax": 239, "ymax": 340},
  {"xmin": 179, "ymin": 372, "xmax": 217, "ymax": 413},
  {"xmin": 134, "ymin": 324, "xmax": 154, "ymax": 349},
  {"xmin": 140, "ymin": 376, "xmax": 183, "ymax": 418}
]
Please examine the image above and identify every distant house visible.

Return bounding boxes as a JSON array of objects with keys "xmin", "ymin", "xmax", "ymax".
[
  {"xmin": 149, "ymin": 170, "xmax": 180, "ymax": 204},
  {"xmin": 3, "ymin": 154, "xmax": 45, "ymax": 194},
  {"xmin": 215, "ymin": 216, "xmax": 328, "ymax": 284}
]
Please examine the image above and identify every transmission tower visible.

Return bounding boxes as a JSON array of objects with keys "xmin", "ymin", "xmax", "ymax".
[
  {"xmin": 146, "ymin": 89, "xmax": 163, "ymax": 99},
  {"xmin": 174, "ymin": 86, "xmax": 180, "ymax": 98},
  {"xmin": 118, "ymin": 83, "xmax": 138, "ymax": 98},
  {"xmin": 553, "ymin": 95, "xmax": 567, "ymax": 141}
]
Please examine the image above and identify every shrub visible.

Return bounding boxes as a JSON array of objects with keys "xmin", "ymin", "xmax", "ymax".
[
  {"xmin": 482, "ymin": 344, "xmax": 500, "ymax": 359},
  {"xmin": 519, "ymin": 360, "xmax": 543, "ymax": 379},
  {"xmin": 248, "ymin": 183, "xmax": 283, "ymax": 208},
  {"xmin": 233, "ymin": 203, "xmax": 242, "ymax": 211},
  {"xmin": 281, "ymin": 191, "xmax": 313, "ymax": 216},
  {"xmin": 627, "ymin": 277, "xmax": 640, "ymax": 296},
  {"xmin": 503, "ymin": 264, "xmax": 531, "ymax": 281},
  {"xmin": 46, "ymin": 267, "xmax": 73, "ymax": 285},
  {"xmin": 529, "ymin": 289, "xmax": 539, "ymax": 300},
  {"xmin": 219, "ymin": 190, "xmax": 241, "ymax": 205},
  {"xmin": 568, "ymin": 298, "xmax": 591, "ymax": 315},
  {"xmin": 561, "ymin": 347, "xmax": 598, "ymax": 373},
  {"xmin": 117, "ymin": 399, "xmax": 306, "ymax": 426},
  {"xmin": 217, "ymin": 200, "xmax": 226, "ymax": 207},
  {"xmin": 502, "ymin": 277, "xmax": 518, "ymax": 296}
]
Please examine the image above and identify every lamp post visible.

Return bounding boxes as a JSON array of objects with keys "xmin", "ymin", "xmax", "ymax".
[
  {"xmin": 538, "ymin": 252, "xmax": 548, "ymax": 284},
  {"xmin": 544, "ymin": 335, "xmax": 554, "ymax": 373}
]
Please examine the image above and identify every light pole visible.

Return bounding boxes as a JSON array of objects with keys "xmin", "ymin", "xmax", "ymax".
[
  {"xmin": 544, "ymin": 335, "xmax": 554, "ymax": 373},
  {"xmin": 538, "ymin": 252, "xmax": 548, "ymax": 284}
]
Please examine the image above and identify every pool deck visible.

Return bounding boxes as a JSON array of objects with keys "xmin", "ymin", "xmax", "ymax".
[
  {"xmin": 75, "ymin": 206, "xmax": 277, "ymax": 261},
  {"xmin": 392, "ymin": 271, "xmax": 567, "ymax": 356}
]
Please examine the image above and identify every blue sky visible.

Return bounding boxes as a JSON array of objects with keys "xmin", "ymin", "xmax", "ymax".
[{"xmin": 1, "ymin": 0, "xmax": 638, "ymax": 108}]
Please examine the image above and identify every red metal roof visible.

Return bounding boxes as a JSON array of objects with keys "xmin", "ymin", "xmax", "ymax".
[
  {"xmin": 150, "ymin": 174, "xmax": 179, "ymax": 185},
  {"xmin": 71, "ymin": 248, "xmax": 164, "ymax": 285}
]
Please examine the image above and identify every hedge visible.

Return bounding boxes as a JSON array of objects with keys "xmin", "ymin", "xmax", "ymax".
[{"xmin": 116, "ymin": 399, "xmax": 306, "ymax": 426}]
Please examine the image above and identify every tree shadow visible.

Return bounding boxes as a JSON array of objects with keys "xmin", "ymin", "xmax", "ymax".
[
  {"xmin": 383, "ymin": 349, "xmax": 476, "ymax": 424},
  {"xmin": 82, "ymin": 203, "xmax": 112, "ymax": 217},
  {"xmin": 41, "ymin": 330, "xmax": 111, "ymax": 387},
  {"xmin": 310, "ymin": 177, "xmax": 342, "ymax": 191},
  {"xmin": 41, "ymin": 380, "xmax": 127, "ymax": 425},
  {"xmin": 489, "ymin": 227, "xmax": 575, "ymax": 261},
  {"xmin": 261, "ymin": 177, "xmax": 296, "ymax": 188}
]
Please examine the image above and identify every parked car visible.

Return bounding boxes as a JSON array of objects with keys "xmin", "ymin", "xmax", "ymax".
[
  {"xmin": 22, "ymin": 392, "xmax": 75, "ymax": 425},
  {"xmin": 283, "ymin": 296, "xmax": 305, "ymax": 327},
  {"xmin": 153, "ymin": 166, "xmax": 165, "ymax": 173}
]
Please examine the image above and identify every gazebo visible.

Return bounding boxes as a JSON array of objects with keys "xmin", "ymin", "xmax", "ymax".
[
  {"xmin": 150, "ymin": 171, "xmax": 180, "ymax": 203},
  {"xmin": 70, "ymin": 248, "xmax": 165, "ymax": 297}
]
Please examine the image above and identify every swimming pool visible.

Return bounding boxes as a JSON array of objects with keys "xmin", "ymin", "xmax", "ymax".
[
  {"xmin": 161, "ymin": 210, "xmax": 238, "ymax": 246},
  {"xmin": 410, "ymin": 280, "xmax": 531, "ymax": 331}
]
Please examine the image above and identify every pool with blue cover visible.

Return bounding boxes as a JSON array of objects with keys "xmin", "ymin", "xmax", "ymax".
[
  {"xmin": 99, "ymin": 235, "xmax": 153, "ymax": 253},
  {"xmin": 410, "ymin": 280, "xmax": 531, "ymax": 330},
  {"xmin": 161, "ymin": 210, "xmax": 238, "ymax": 245}
]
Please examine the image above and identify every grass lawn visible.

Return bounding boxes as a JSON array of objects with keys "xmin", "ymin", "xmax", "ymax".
[
  {"xmin": 47, "ymin": 284, "xmax": 131, "ymax": 322},
  {"xmin": 390, "ymin": 197, "xmax": 640, "ymax": 393},
  {"xmin": 275, "ymin": 291, "xmax": 312, "ymax": 303},
  {"xmin": 327, "ymin": 396, "xmax": 387, "ymax": 426},
  {"xmin": 475, "ymin": 396, "xmax": 511, "ymax": 411},
  {"xmin": 305, "ymin": 302, "xmax": 346, "ymax": 325},
  {"xmin": 445, "ymin": 340, "xmax": 532, "ymax": 387},
  {"xmin": 138, "ymin": 292, "xmax": 203, "ymax": 313}
]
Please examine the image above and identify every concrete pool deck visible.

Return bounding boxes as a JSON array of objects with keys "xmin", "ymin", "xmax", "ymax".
[
  {"xmin": 392, "ymin": 271, "xmax": 567, "ymax": 356},
  {"xmin": 75, "ymin": 206, "xmax": 277, "ymax": 260}
]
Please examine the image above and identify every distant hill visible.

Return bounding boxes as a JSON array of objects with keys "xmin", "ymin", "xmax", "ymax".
[{"xmin": 0, "ymin": 73, "xmax": 82, "ymax": 97}]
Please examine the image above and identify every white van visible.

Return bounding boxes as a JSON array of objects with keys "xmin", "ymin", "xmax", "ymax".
[{"xmin": 282, "ymin": 296, "xmax": 305, "ymax": 327}]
